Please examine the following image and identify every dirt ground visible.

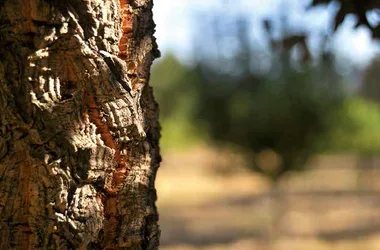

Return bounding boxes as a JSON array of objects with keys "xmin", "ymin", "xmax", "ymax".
[{"xmin": 156, "ymin": 146, "xmax": 380, "ymax": 250}]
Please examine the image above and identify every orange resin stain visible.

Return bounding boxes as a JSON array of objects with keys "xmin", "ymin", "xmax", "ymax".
[
  {"xmin": 84, "ymin": 91, "xmax": 131, "ymax": 248},
  {"xmin": 119, "ymin": 0, "xmax": 134, "ymax": 60},
  {"xmin": 84, "ymin": 92, "xmax": 130, "ymax": 193},
  {"xmin": 89, "ymin": 2, "xmax": 137, "ymax": 246}
]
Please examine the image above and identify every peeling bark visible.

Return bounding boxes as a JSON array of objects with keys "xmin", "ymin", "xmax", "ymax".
[{"xmin": 0, "ymin": 0, "xmax": 161, "ymax": 249}]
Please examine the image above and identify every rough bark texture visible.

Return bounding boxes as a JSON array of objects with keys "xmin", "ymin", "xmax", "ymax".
[{"xmin": 0, "ymin": 0, "xmax": 161, "ymax": 249}]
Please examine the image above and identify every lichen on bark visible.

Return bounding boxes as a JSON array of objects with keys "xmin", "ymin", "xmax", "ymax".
[{"xmin": 0, "ymin": 0, "xmax": 161, "ymax": 249}]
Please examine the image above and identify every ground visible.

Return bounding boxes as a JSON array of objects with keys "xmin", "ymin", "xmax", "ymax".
[{"xmin": 156, "ymin": 146, "xmax": 380, "ymax": 250}]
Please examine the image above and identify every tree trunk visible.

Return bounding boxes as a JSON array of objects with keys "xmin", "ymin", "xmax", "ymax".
[{"xmin": 0, "ymin": 0, "xmax": 161, "ymax": 249}]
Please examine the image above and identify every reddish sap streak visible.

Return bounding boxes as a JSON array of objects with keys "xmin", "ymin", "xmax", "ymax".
[
  {"xmin": 84, "ymin": 92, "xmax": 129, "ymax": 194},
  {"xmin": 119, "ymin": 0, "xmax": 134, "ymax": 60},
  {"xmin": 84, "ymin": 91, "xmax": 131, "ymax": 248}
]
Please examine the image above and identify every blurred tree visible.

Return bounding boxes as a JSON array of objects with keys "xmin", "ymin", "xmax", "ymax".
[
  {"xmin": 192, "ymin": 14, "xmax": 347, "ymax": 181},
  {"xmin": 197, "ymin": 54, "xmax": 346, "ymax": 181}
]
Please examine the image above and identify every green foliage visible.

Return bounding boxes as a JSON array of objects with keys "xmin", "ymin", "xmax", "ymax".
[
  {"xmin": 323, "ymin": 97, "xmax": 380, "ymax": 154},
  {"xmin": 195, "ymin": 57, "xmax": 348, "ymax": 180},
  {"xmin": 151, "ymin": 51, "xmax": 380, "ymax": 180},
  {"xmin": 150, "ymin": 54, "xmax": 206, "ymax": 150}
]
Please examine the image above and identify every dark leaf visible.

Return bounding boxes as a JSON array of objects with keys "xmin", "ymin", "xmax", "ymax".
[{"xmin": 311, "ymin": 0, "xmax": 380, "ymax": 38}]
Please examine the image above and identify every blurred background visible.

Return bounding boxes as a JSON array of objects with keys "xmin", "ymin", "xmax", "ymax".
[{"xmin": 151, "ymin": 0, "xmax": 380, "ymax": 249}]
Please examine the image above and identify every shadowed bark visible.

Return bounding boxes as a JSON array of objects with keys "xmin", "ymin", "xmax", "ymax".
[{"xmin": 0, "ymin": 0, "xmax": 161, "ymax": 249}]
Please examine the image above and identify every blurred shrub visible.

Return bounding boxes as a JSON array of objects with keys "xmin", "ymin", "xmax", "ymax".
[
  {"xmin": 195, "ymin": 55, "xmax": 347, "ymax": 180},
  {"xmin": 151, "ymin": 54, "xmax": 207, "ymax": 150},
  {"xmin": 323, "ymin": 97, "xmax": 380, "ymax": 154},
  {"xmin": 151, "ymin": 52, "xmax": 380, "ymax": 180}
]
